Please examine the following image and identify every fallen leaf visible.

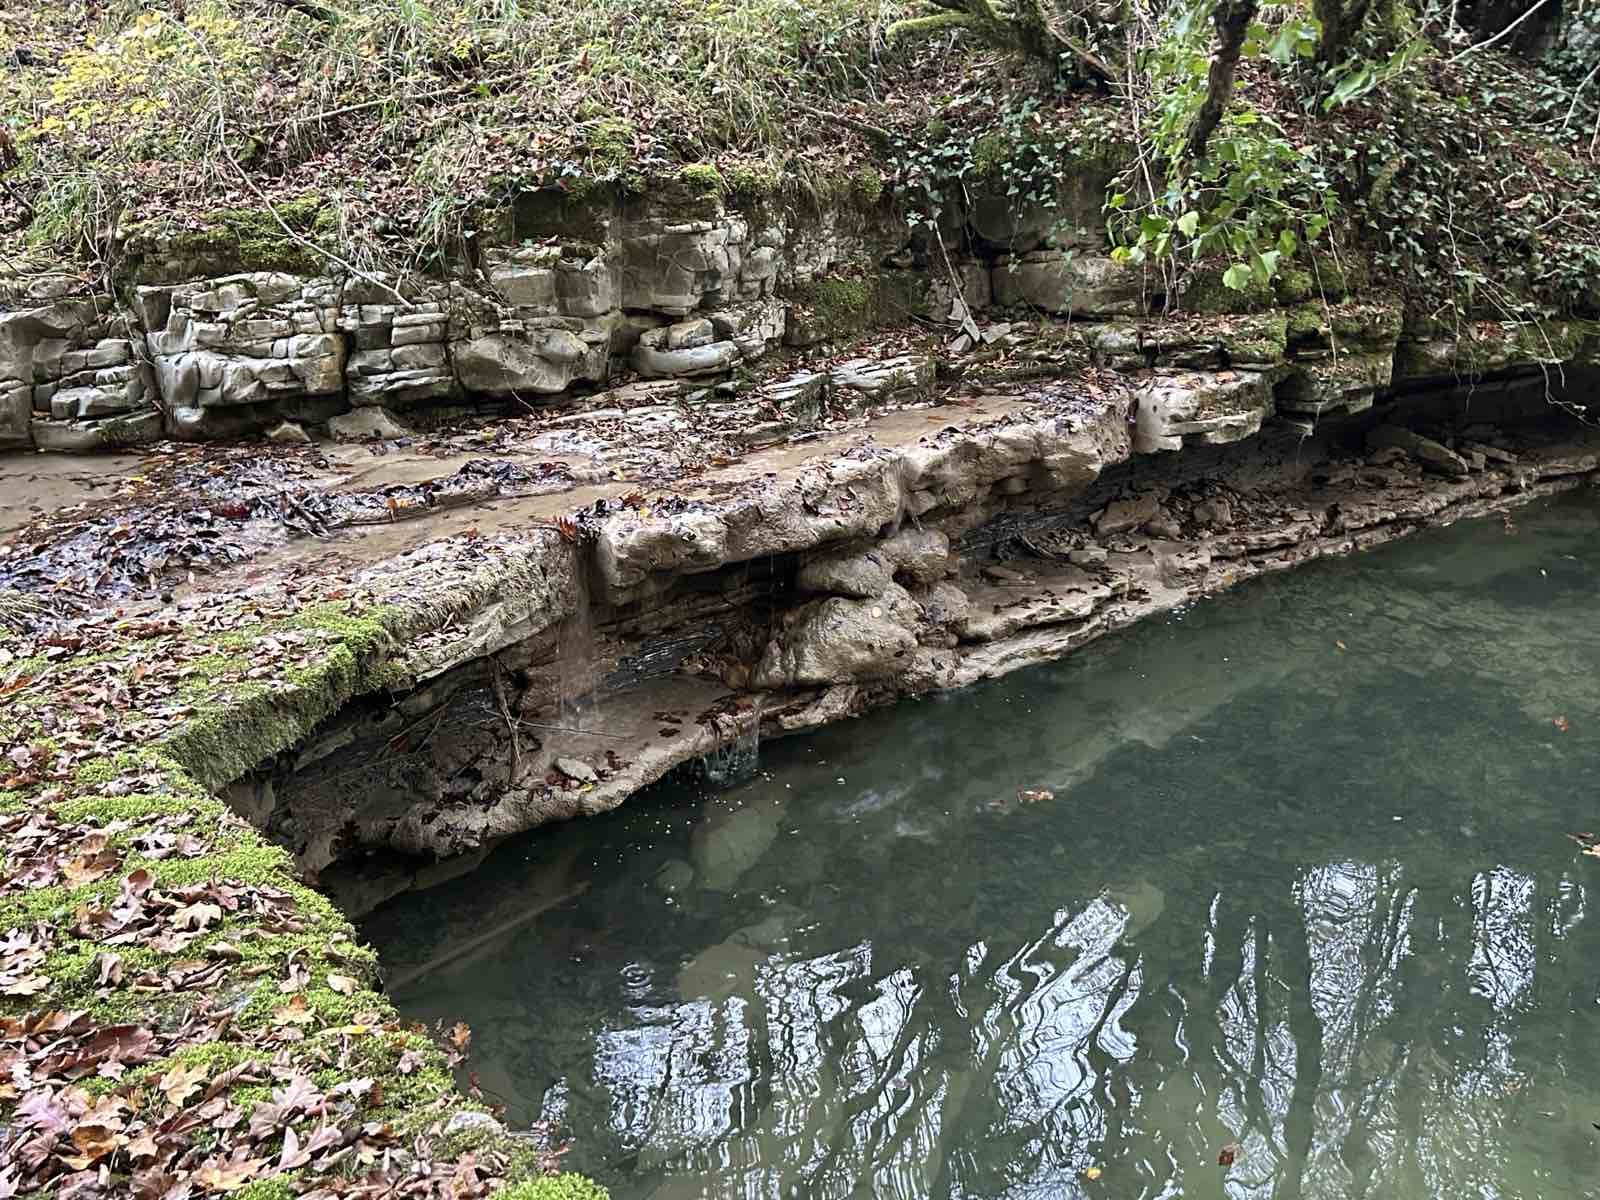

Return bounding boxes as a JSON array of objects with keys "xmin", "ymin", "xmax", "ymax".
[
  {"xmin": 1218, "ymin": 1142, "xmax": 1243, "ymax": 1167},
  {"xmin": 326, "ymin": 973, "xmax": 357, "ymax": 996},
  {"xmin": 272, "ymin": 995, "xmax": 317, "ymax": 1027},
  {"xmin": 448, "ymin": 1021, "xmax": 472, "ymax": 1052},
  {"xmin": 1083, "ymin": 1166, "xmax": 1103, "ymax": 1180},
  {"xmin": 70, "ymin": 1122, "xmax": 121, "ymax": 1163},
  {"xmin": 195, "ymin": 1150, "xmax": 267, "ymax": 1191},
  {"xmin": 160, "ymin": 1063, "xmax": 208, "ymax": 1107},
  {"xmin": 1553, "ymin": 715, "xmax": 1570, "ymax": 733},
  {"xmin": 171, "ymin": 901, "xmax": 222, "ymax": 931}
]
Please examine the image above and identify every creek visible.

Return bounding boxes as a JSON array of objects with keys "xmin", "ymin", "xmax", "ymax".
[{"xmin": 364, "ymin": 491, "xmax": 1600, "ymax": 1200}]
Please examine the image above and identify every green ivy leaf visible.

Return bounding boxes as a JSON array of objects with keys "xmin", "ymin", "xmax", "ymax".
[
  {"xmin": 1177, "ymin": 210, "xmax": 1200, "ymax": 237},
  {"xmin": 1222, "ymin": 264, "xmax": 1253, "ymax": 291}
]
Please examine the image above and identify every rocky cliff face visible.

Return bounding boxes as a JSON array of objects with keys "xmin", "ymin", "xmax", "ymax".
[
  {"xmin": 8, "ymin": 180, "xmax": 1600, "ymax": 908},
  {"xmin": 8, "ymin": 183, "xmax": 1595, "ymax": 457}
]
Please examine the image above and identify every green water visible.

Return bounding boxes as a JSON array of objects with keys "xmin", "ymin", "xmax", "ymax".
[{"xmin": 364, "ymin": 493, "xmax": 1600, "ymax": 1200}]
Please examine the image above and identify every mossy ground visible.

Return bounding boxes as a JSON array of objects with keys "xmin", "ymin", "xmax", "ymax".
[{"xmin": 0, "ymin": 535, "xmax": 603, "ymax": 1197}]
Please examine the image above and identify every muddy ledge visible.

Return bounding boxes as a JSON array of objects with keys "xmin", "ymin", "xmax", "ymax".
[{"xmin": 211, "ymin": 375, "xmax": 1600, "ymax": 915}]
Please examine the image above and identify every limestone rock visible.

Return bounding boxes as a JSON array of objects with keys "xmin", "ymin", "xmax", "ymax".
[
  {"xmin": 146, "ymin": 276, "xmax": 347, "ymax": 410},
  {"xmin": 1134, "ymin": 371, "xmax": 1273, "ymax": 453},
  {"xmin": 2, "ymin": 302, "xmax": 151, "ymax": 450},
  {"xmin": 616, "ymin": 214, "xmax": 746, "ymax": 314},
  {"xmin": 991, "ymin": 252, "xmax": 1148, "ymax": 318},
  {"xmin": 168, "ymin": 403, "xmax": 274, "ymax": 442},
  {"xmin": 880, "ymin": 526, "xmax": 950, "ymax": 586},
  {"xmin": 442, "ymin": 1112, "xmax": 504, "ymax": 1139},
  {"xmin": 554, "ymin": 756, "xmax": 598, "ymax": 784},
  {"xmin": 267, "ymin": 419, "xmax": 311, "ymax": 444},
  {"xmin": 328, "ymin": 407, "xmax": 411, "ymax": 441},
  {"xmin": 828, "ymin": 354, "xmax": 935, "ymax": 409},
  {"xmin": 29, "ymin": 411, "xmax": 162, "ymax": 453},
  {"xmin": 1095, "ymin": 493, "xmax": 1161, "ymax": 535},
  {"xmin": 1366, "ymin": 424, "xmax": 1469, "ymax": 476},
  {"xmin": 453, "ymin": 328, "xmax": 604, "ymax": 396},
  {"xmin": 1193, "ymin": 497, "xmax": 1234, "ymax": 529},
  {"xmin": 796, "ymin": 547, "xmax": 892, "ymax": 598},
  {"xmin": 630, "ymin": 327, "xmax": 741, "ymax": 378},
  {"xmin": 754, "ymin": 585, "xmax": 920, "ymax": 687},
  {"xmin": 0, "ymin": 382, "xmax": 29, "ymax": 449}
]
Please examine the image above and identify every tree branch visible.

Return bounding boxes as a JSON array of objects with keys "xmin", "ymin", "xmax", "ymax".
[{"xmin": 1185, "ymin": 0, "xmax": 1259, "ymax": 163}]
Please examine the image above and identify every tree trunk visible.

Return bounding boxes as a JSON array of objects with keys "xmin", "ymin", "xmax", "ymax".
[{"xmin": 1184, "ymin": 0, "xmax": 1259, "ymax": 163}]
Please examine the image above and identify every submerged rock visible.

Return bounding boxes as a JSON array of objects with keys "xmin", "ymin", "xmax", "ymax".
[
  {"xmin": 1107, "ymin": 879, "xmax": 1166, "ymax": 941},
  {"xmin": 689, "ymin": 793, "xmax": 785, "ymax": 892}
]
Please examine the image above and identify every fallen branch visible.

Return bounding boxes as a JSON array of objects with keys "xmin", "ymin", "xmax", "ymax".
[{"xmin": 793, "ymin": 102, "xmax": 896, "ymax": 146}]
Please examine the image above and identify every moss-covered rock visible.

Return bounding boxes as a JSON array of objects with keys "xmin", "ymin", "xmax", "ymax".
[
  {"xmin": 1178, "ymin": 265, "xmax": 1277, "ymax": 315},
  {"xmin": 123, "ymin": 196, "xmax": 337, "ymax": 282}
]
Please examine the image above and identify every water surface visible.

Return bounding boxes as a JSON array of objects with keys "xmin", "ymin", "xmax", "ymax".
[{"xmin": 365, "ymin": 493, "xmax": 1600, "ymax": 1200}]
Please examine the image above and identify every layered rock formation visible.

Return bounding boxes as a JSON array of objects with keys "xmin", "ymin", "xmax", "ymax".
[{"xmin": 8, "ymin": 184, "xmax": 1594, "ymax": 455}]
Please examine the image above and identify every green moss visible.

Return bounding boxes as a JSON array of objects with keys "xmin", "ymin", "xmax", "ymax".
[
  {"xmin": 1179, "ymin": 265, "xmax": 1276, "ymax": 314},
  {"xmin": 232, "ymin": 1180, "xmax": 298, "ymax": 1200},
  {"xmin": 1287, "ymin": 302, "xmax": 1325, "ymax": 339},
  {"xmin": 676, "ymin": 163, "xmax": 726, "ymax": 196},
  {"xmin": 970, "ymin": 132, "xmax": 1010, "ymax": 179},
  {"xmin": 127, "ymin": 196, "xmax": 333, "ymax": 278},
  {"xmin": 723, "ymin": 161, "xmax": 782, "ymax": 204},
  {"xmin": 847, "ymin": 164, "xmax": 884, "ymax": 206},
  {"xmin": 787, "ymin": 271, "xmax": 927, "ymax": 342},
  {"xmin": 1305, "ymin": 252, "xmax": 1367, "ymax": 301},
  {"xmin": 1218, "ymin": 312, "xmax": 1288, "ymax": 365},
  {"xmin": 495, "ymin": 1176, "xmax": 610, "ymax": 1200},
  {"xmin": 1274, "ymin": 268, "xmax": 1314, "ymax": 304}
]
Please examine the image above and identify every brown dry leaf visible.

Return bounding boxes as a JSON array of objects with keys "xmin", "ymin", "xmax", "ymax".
[
  {"xmin": 272, "ymin": 995, "xmax": 317, "ymax": 1027},
  {"xmin": 69, "ymin": 1122, "xmax": 122, "ymax": 1163},
  {"xmin": 195, "ymin": 1151, "xmax": 268, "ymax": 1192},
  {"xmin": 1554, "ymin": 715, "xmax": 1571, "ymax": 733},
  {"xmin": 1218, "ymin": 1142, "xmax": 1243, "ymax": 1167},
  {"xmin": 171, "ymin": 901, "xmax": 223, "ymax": 931},
  {"xmin": 62, "ymin": 849, "xmax": 120, "ymax": 887},
  {"xmin": 326, "ymin": 973, "xmax": 358, "ymax": 996},
  {"xmin": 160, "ymin": 1063, "xmax": 208, "ymax": 1107},
  {"xmin": 1, "ymin": 974, "xmax": 49, "ymax": 997},
  {"xmin": 448, "ymin": 1021, "xmax": 472, "ymax": 1052}
]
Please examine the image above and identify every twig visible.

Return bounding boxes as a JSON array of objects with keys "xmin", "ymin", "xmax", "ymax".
[
  {"xmin": 489, "ymin": 658, "xmax": 522, "ymax": 781},
  {"xmin": 1561, "ymin": 59, "xmax": 1600, "ymax": 133},
  {"xmin": 793, "ymin": 103, "xmax": 895, "ymax": 146},
  {"xmin": 1449, "ymin": 0, "xmax": 1555, "ymax": 61}
]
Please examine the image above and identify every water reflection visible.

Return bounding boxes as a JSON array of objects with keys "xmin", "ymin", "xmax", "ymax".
[{"xmin": 366, "ymin": 494, "xmax": 1600, "ymax": 1200}]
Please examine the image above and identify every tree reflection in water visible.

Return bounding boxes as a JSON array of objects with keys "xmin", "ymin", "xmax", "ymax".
[{"xmin": 367, "ymin": 494, "xmax": 1600, "ymax": 1200}]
